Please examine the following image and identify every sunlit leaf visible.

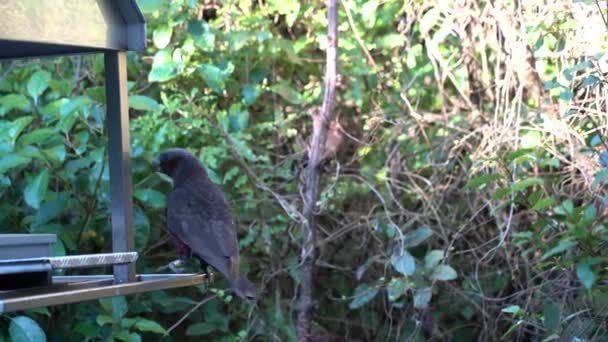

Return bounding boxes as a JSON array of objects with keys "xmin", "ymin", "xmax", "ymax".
[
  {"xmin": 134, "ymin": 318, "xmax": 166, "ymax": 334},
  {"xmin": 9, "ymin": 316, "xmax": 46, "ymax": 342},
  {"xmin": 424, "ymin": 250, "xmax": 444, "ymax": 269},
  {"xmin": 153, "ymin": 25, "xmax": 173, "ymax": 49},
  {"xmin": 134, "ymin": 189, "xmax": 166, "ymax": 208},
  {"xmin": 270, "ymin": 81, "xmax": 302, "ymax": 104},
  {"xmin": 413, "ymin": 287, "xmax": 432, "ymax": 309},
  {"xmin": 387, "ymin": 278, "xmax": 408, "ymax": 302},
  {"xmin": 465, "ymin": 173, "xmax": 502, "ymax": 189},
  {"xmin": 430, "ymin": 265, "xmax": 457, "ymax": 281},
  {"xmin": 27, "ymin": 70, "xmax": 51, "ymax": 102},
  {"xmin": 540, "ymin": 239, "xmax": 577, "ymax": 261},
  {"xmin": 349, "ymin": 283, "xmax": 379, "ymax": 309},
  {"xmin": 391, "ymin": 250, "xmax": 416, "ymax": 276},
  {"xmin": 502, "ymin": 305, "xmax": 522, "ymax": 314},
  {"xmin": 129, "ymin": 95, "xmax": 160, "ymax": 112},
  {"xmin": 0, "ymin": 94, "xmax": 30, "ymax": 116},
  {"xmin": 402, "ymin": 227, "xmax": 433, "ymax": 248},
  {"xmin": 24, "ymin": 170, "xmax": 49, "ymax": 209}
]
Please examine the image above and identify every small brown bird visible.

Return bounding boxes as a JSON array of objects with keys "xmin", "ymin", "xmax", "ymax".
[
  {"xmin": 153, "ymin": 148, "xmax": 256, "ymax": 299},
  {"xmin": 301, "ymin": 107, "xmax": 344, "ymax": 168}
]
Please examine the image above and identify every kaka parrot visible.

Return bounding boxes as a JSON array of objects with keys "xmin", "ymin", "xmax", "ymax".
[{"xmin": 153, "ymin": 148, "xmax": 256, "ymax": 299}]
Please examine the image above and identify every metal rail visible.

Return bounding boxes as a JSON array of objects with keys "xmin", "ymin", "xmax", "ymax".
[{"xmin": 0, "ymin": 274, "xmax": 206, "ymax": 313}]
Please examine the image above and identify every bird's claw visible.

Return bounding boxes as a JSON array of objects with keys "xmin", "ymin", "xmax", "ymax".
[{"xmin": 202, "ymin": 271, "xmax": 214, "ymax": 284}]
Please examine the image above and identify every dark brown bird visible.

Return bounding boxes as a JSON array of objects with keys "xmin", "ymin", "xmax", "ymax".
[{"xmin": 153, "ymin": 148, "xmax": 256, "ymax": 299}]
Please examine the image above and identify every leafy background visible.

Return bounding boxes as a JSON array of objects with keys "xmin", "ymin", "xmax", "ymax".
[{"xmin": 1, "ymin": 0, "xmax": 608, "ymax": 341}]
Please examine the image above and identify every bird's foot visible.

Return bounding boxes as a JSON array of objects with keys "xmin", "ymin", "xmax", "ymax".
[{"xmin": 202, "ymin": 271, "xmax": 214, "ymax": 284}]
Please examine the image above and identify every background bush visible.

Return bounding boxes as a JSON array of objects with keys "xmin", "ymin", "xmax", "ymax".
[{"xmin": 1, "ymin": 0, "xmax": 608, "ymax": 340}]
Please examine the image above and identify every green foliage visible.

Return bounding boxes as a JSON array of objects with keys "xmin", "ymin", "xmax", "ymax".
[{"xmin": 0, "ymin": 0, "xmax": 607, "ymax": 340}]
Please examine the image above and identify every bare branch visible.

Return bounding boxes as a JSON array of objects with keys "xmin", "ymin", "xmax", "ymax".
[{"xmin": 297, "ymin": 0, "xmax": 339, "ymax": 340}]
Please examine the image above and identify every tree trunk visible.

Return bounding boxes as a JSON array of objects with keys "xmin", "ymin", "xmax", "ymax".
[{"xmin": 297, "ymin": 0, "xmax": 338, "ymax": 341}]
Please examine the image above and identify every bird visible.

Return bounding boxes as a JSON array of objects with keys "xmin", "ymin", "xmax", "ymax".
[
  {"xmin": 300, "ymin": 106, "xmax": 344, "ymax": 170},
  {"xmin": 152, "ymin": 148, "xmax": 256, "ymax": 299}
]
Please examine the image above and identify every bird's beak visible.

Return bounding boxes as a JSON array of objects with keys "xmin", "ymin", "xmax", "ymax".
[{"xmin": 152, "ymin": 157, "xmax": 161, "ymax": 171}]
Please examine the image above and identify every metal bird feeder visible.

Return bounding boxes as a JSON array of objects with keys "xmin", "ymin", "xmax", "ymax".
[{"xmin": 0, "ymin": 0, "xmax": 205, "ymax": 313}]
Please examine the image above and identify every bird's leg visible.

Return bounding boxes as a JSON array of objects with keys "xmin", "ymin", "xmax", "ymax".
[{"xmin": 199, "ymin": 260, "xmax": 214, "ymax": 284}]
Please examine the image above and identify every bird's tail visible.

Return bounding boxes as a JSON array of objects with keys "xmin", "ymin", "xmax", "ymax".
[{"xmin": 231, "ymin": 275, "xmax": 256, "ymax": 300}]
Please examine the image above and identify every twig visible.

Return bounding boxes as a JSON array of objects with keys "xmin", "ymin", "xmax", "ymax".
[
  {"xmin": 339, "ymin": 0, "xmax": 378, "ymax": 70},
  {"xmin": 166, "ymin": 294, "xmax": 218, "ymax": 334}
]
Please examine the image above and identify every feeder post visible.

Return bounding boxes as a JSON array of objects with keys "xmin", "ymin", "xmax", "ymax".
[{"xmin": 104, "ymin": 51, "xmax": 136, "ymax": 284}]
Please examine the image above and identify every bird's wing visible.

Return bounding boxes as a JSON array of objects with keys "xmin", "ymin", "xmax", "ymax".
[{"xmin": 166, "ymin": 185, "xmax": 240, "ymax": 279}]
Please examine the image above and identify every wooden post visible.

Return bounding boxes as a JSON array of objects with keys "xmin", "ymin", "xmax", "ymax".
[{"xmin": 104, "ymin": 51, "xmax": 136, "ymax": 284}]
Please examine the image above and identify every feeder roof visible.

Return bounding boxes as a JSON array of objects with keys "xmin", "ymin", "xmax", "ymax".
[{"xmin": 0, "ymin": 0, "xmax": 146, "ymax": 60}]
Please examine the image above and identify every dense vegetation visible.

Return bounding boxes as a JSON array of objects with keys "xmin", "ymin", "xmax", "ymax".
[{"xmin": 1, "ymin": 0, "xmax": 608, "ymax": 340}]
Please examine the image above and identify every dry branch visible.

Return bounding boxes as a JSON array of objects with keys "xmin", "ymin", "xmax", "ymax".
[{"xmin": 297, "ymin": 0, "xmax": 339, "ymax": 340}]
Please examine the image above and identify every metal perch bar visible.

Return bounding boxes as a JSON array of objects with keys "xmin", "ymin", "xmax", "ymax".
[
  {"xmin": 0, "ymin": 274, "xmax": 206, "ymax": 313},
  {"xmin": 0, "ymin": 252, "xmax": 138, "ymax": 274}
]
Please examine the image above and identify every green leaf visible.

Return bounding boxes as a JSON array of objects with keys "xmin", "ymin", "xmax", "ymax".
[
  {"xmin": 413, "ymin": 287, "xmax": 432, "ymax": 309},
  {"xmin": 186, "ymin": 322, "xmax": 216, "ymax": 336},
  {"xmin": 532, "ymin": 196, "xmax": 556, "ymax": 211},
  {"xmin": 424, "ymin": 250, "xmax": 444, "ymax": 269},
  {"xmin": 241, "ymin": 84, "xmax": 261, "ymax": 106},
  {"xmin": 199, "ymin": 63, "xmax": 234, "ymax": 93},
  {"xmin": 153, "ymin": 25, "xmax": 173, "ymax": 49},
  {"xmin": 349, "ymin": 283, "xmax": 379, "ymax": 309},
  {"xmin": 590, "ymin": 134, "xmax": 602, "ymax": 147},
  {"xmin": 465, "ymin": 173, "xmax": 502, "ymax": 189},
  {"xmin": 540, "ymin": 239, "xmax": 577, "ymax": 261},
  {"xmin": 188, "ymin": 20, "xmax": 215, "ymax": 51},
  {"xmin": 511, "ymin": 177, "xmax": 543, "ymax": 192},
  {"xmin": 115, "ymin": 331, "xmax": 141, "ymax": 342},
  {"xmin": 391, "ymin": 250, "xmax": 416, "ymax": 276},
  {"xmin": 402, "ymin": 227, "xmax": 433, "ymax": 247},
  {"xmin": 9, "ymin": 316, "xmax": 46, "ymax": 342},
  {"xmin": 554, "ymin": 199, "xmax": 574, "ymax": 216},
  {"xmin": 134, "ymin": 318, "xmax": 166, "ymax": 334},
  {"xmin": 521, "ymin": 130, "xmax": 542, "ymax": 148},
  {"xmin": 0, "ymin": 94, "xmax": 30, "ymax": 115},
  {"xmin": 99, "ymin": 296, "xmax": 128, "ymax": 320},
  {"xmin": 60, "ymin": 96, "xmax": 91, "ymax": 117},
  {"xmin": 227, "ymin": 104, "xmax": 249, "ymax": 132},
  {"xmin": 149, "ymin": 62, "xmax": 180, "ymax": 83},
  {"xmin": 96, "ymin": 314, "xmax": 114, "ymax": 326},
  {"xmin": 579, "ymin": 75, "xmax": 601, "ymax": 89},
  {"xmin": 501, "ymin": 305, "xmax": 522, "ymax": 314},
  {"xmin": 18, "ymin": 129, "xmax": 61, "ymax": 146},
  {"xmin": 430, "ymin": 265, "xmax": 457, "ymax": 281},
  {"xmin": 0, "ymin": 154, "xmax": 31, "ymax": 173},
  {"xmin": 576, "ymin": 257, "xmax": 602, "ymax": 289},
  {"xmin": 27, "ymin": 70, "xmax": 51, "ymax": 102},
  {"xmin": 129, "ymin": 95, "xmax": 160, "ymax": 112},
  {"xmin": 387, "ymin": 278, "xmax": 408, "ymax": 302},
  {"xmin": 542, "ymin": 302, "xmax": 560, "ymax": 331},
  {"xmin": 24, "ymin": 170, "xmax": 49, "ymax": 209},
  {"xmin": 134, "ymin": 189, "xmax": 166, "ymax": 209},
  {"xmin": 270, "ymin": 81, "xmax": 303, "ymax": 104},
  {"xmin": 0, "ymin": 116, "xmax": 34, "ymax": 151},
  {"xmin": 133, "ymin": 206, "xmax": 150, "ymax": 251},
  {"xmin": 138, "ymin": 0, "xmax": 163, "ymax": 13}
]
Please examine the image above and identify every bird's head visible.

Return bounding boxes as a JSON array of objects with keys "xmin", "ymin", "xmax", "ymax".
[{"xmin": 152, "ymin": 148, "xmax": 206, "ymax": 182}]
